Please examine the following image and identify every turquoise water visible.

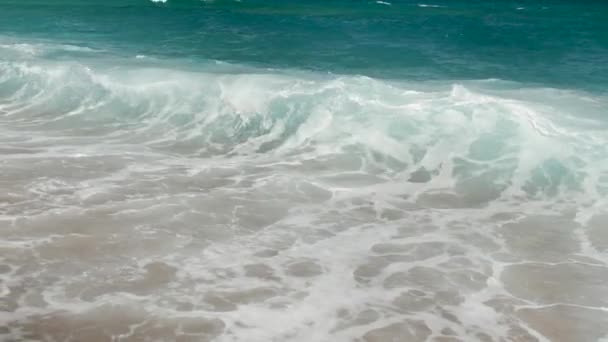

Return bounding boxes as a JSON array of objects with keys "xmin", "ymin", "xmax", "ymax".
[
  {"xmin": 1, "ymin": 1, "xmax": 608, "ymax": 341},
  {"xmin": 2, "ymin": 0, "xmax": 608, "ymax": 87}
]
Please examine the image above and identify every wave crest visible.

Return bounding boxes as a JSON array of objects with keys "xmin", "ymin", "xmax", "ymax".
[{"xmin": 1, "ymin": 59, "xmax": 607, "ymax": 203}]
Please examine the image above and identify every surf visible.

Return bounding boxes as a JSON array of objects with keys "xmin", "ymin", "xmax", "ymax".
[
  {"xmin": 2, "ymin": 2, "xmax": 608, "ymax": 339},
  {"xmin": 1, "ymin": 53, "xmax": 606, "ymax": 203}
]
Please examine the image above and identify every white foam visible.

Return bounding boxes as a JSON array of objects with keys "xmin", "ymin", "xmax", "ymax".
[
  {"xmin": 0, "ymin": 37, "xmax": 102, "ymax": 59},
  {"xmin": 2, "ymin": 55, "xmax": 608, "ymax": 341},
  {"xmin": 418, "ymin": 4, "xmax": 443, "ymax": 8}
]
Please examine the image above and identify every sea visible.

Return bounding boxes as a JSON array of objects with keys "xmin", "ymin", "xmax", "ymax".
[{"xmin": 1, "ymin": 1, "xmax": 607, "ymax": 341}]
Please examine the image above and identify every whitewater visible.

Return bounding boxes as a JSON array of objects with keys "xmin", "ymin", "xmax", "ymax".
[{"xmin": 1, "ymin": 1, "xmax": 608, "ymax": 341}]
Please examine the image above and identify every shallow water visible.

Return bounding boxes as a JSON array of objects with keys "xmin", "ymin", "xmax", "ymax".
[{"xmin": 1, "ymin": 1, "xmax": 608, "ymax": 341}]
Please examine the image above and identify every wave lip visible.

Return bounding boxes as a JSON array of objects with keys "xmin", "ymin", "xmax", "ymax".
[{"xmin": 1, "ymin": 57, "xmax": 606, "ymax": 202}]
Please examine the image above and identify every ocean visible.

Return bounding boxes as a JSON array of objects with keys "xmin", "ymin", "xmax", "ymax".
[{"xmin": 1, "ymin": 0, "xmax": 607, "ymax": 341}]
